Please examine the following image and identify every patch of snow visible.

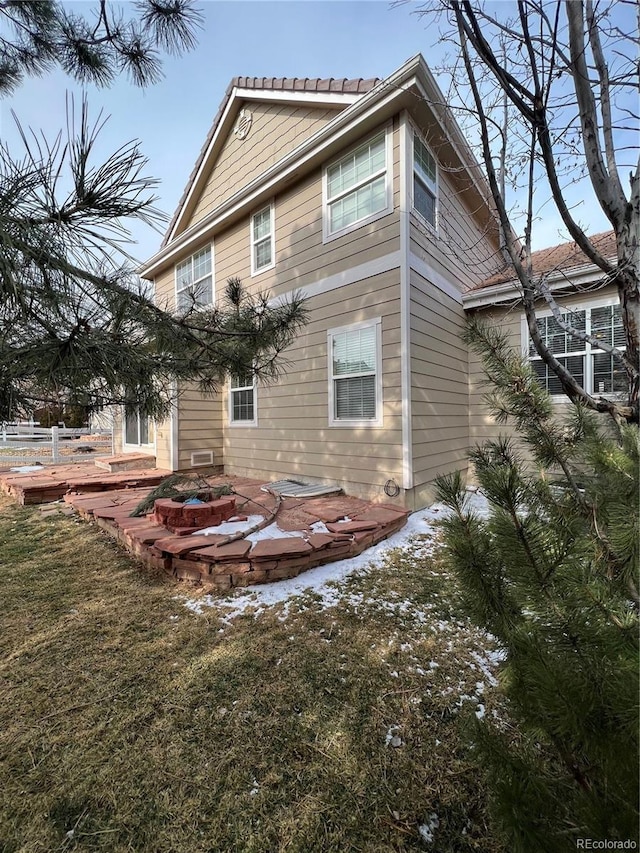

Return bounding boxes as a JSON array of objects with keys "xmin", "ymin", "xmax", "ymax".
[
  {"xmin": 475, "ymin": 703, "xmax": 486, "ymax": 719},
  {"xmin": 182, "ymin": 492, "xmax": 491, "ymax": 622},
  {"xmin": 470, "ymin": 649, "xmax": 505, "ymax": 687},
  {"xmin": 418, "ymin": 813, "xmax": 440, "ymax": 844},
  {"xmin": 246, "ymin": 522, "xmax": 308, "ymax": 543},
  {"xmin": 197, "ymin": 514, "xmax": 263, "ymax": 536},
  {"xmin": 10, "ymin": 465, "xmax": 44, "ymax": 473},
  {"xmin": 310, "ymin": 520, "xmax": 330, "ymax": 533},
  {"xmin": 384, "ymin": 726, "xmax": 400, "ymax": 746}
]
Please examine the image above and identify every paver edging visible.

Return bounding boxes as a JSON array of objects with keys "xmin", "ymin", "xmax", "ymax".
[{"xmin": 60, "ymin": 484, "xmax": 410, "ymax": 588}]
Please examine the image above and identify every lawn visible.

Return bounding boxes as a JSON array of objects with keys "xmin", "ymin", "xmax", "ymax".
[{"xmin": 0, "ymin": 493, "xmax": 505, "ymax": 853}]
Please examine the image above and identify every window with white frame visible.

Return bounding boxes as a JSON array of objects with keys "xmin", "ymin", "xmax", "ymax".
[
  {"xmin": 251, "ymin": 205, "xmax": 274, "ymax": 274},
  {"xmin": 328, "ymin": 319, "xmax": 382, "ymax": 426},
  {"xmin": 528, "ymin": 303, "xmax": 626, "ymax": 396},
  {"xmin": 324, "ymin": 131, "xmax": 390, "ymax": 239},
  {"xmin": 124, "ymin": 411, "xmax": 154, "ymax": 446},
  {"xmin": 229, "ymin": 374, "xmax": 257, "ymax": 425},
  {"xmin": 175, "ymin": 246, "xmax": 213, "ymax": 310},
  {"xmin": 412, "ymin": 133, "xmax": 437, "ymax": 228}
]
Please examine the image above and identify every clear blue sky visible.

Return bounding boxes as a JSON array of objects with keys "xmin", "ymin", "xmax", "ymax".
[{"xmin": 1, "ymin": 1, "xmax": 614, "ymax": 264}]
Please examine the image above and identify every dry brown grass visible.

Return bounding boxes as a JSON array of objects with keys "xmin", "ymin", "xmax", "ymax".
[{"xmin": 0, "ymin": 494, "xmax": 505, "ymax": 852}]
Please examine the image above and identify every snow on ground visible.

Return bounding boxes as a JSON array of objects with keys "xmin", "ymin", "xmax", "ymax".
[
  {"xmin": 418, "ymin": 813, "xmax": 440, "ymax": 844},
  {"xmin": 181, "ymin": 490, "xmax": 491, "ymax": 622},
  {"xmin": 197, "ymin": 517, "xmax": 332, "ymax": 541}
]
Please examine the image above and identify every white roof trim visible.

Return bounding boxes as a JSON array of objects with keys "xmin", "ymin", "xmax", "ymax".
[
  {"xmin": 235, "ymin": 87, "xmax": 361, "ymax": 107},
  {"xmin": 462, "ymin": 261, "xmax": 615, "ymax": 310}
]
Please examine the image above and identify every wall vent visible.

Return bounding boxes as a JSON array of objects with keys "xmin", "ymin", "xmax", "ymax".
[{"xmin": 190, "ymin": 450, "xmax": 214, "ymax": 467}]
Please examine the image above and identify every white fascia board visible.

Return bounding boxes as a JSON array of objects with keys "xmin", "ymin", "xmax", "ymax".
[
  {"xmin": 235, "ymin": 88, "xmax": 361, "ymax": 108},
  {"xmin": 462, "ymin": 263, "xmax": 614, "ymax": 310},
  {"xmin": 141, "ymin": 56, "xmax": 425, "ymax": 277}
]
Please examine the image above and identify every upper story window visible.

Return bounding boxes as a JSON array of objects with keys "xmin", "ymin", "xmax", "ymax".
[
  {"xmin": 229, "ymin": 374, "xmax": 257, "ymax": 426},
  {"xmin": 323, "ymin": 129, "xmax": 392, "ymax": 242},
  {"xmin": 251, "ymin": 204, "xmax": 275, "ymax": 275},
  {"xmin": 175, "ymin": 246, "xmax": 213, "ymax": 311},
  {"xmin": 328, "ymin": 318, "xmax": 383, "ymax": 427},
  {"xmin": 527, "ymin": 302, "xmax": 626, "ymax": 396},
  {"xmin": 412, "ymin": 133, "xmax": 437, "ymax": 229}
]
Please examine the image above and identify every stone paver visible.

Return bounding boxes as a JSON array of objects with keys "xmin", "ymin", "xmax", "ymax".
[
  {"xmin": 8, "ymin": 469, "xmax": 409, "ymax": 589},
  {"xmin": 249, "ymin": 537, "xmax": 313, "ymax": 561}
]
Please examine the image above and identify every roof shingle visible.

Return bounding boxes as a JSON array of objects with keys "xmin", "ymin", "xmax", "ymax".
[{"xmin": 474, "ymin": 230, "xmax": 617, "ymax": 290}]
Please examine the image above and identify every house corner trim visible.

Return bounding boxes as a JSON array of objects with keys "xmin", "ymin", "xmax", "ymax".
[{"xmin": 399, "ymin": 111, "xmax": 413, "ymax": 491}]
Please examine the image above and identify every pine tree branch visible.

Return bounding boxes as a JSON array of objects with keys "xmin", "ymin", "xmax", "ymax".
[{"xmin": 537, "ymin": 277, "xmax": 632, "ymax": 373}]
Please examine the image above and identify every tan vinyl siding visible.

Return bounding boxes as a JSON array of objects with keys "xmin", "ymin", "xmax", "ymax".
[
  {"xmin": 175, "ymin": 383, "xmax": 224, "ymax": 471},
  {"xmin": 153, "ymin": 125, "xmax": 401, "ymax": 309},
  {"xmin": 410, "ymin": 170, "xmax": 501, "ymax": 290},
  {"xmin": 468, "ymin": 303, "xmax": 521, "ymax": 448},
  {"xmin": 409, "ymin": 269, "xmax": 470, "ymax": 489},
  {"xmin": 154, "ymin": 418, "xmax": 172, "ymax": 471},
  {"xmin": 154, "ymin": 266, "xmax": 179, "ymax": 312},
  {"xmin": 211, "ymin": 123, "xmax": 401, "ymax": 300},
  {"xmin": 222, "ymin": 269, "xmax": 403, "ymax": 500},
  {"xmin": 189, "ymin": 103, "xmax": 341, "ymax": 225}
]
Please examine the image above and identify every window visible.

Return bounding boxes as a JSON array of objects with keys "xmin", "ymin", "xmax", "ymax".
[
  {"xmin": 324, "ymin": 130, "xmax": 391, "ymax": 240},
  {"xmin": 175, "ymin": 246, "xmax": 213, "ymax": 310},
  {"xmin": 251, "ymin": 205, "xmax": 274, "ymax": 275},
  {"xmin": 412, "ymin": 133, "xmax": 437, "ymax": 228},
  {"xmin": 229, "ymin": 374, "xmax": 257, "ymax": 425},
  {"xmin": 528, "ymin": 303, "xmax": 626, "ymax": 396},
  {"xmin": 124, "ymin": 412, "xmax": 154, "ymax": 446},
  {"xmin": 328, "ymin": 319, "xmax": 382, "ymax": 427}
]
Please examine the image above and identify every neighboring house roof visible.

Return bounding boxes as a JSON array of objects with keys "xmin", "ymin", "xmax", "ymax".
[
  {"xmin": 463, "ymin": 230, "xmax": 617, "ymax": 309},
  {"xmin": 162, "ymin": 76, "xmax": 380, "ymax": 249}
]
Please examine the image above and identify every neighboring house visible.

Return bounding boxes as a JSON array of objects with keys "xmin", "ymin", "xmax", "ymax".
[
  {"xmin": 464, "ymin": 229, "xmax": 623, "ymax": 448},
  {"xmin": 115, "ymin": 53, "xmax": 621, "ymax": 509}
]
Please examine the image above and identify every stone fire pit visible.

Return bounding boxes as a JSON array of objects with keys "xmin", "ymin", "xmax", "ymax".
[{"xmin": 150, "ymin": 493, "xmax": 236, "ymax": 535}]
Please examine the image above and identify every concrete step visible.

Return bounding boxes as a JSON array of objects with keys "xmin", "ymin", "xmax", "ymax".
[{"xmin": 94, "ymin": 453, "xmax": 156, "ymax": 473}]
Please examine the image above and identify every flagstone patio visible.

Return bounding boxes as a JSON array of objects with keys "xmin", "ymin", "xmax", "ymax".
[
  {"xmin": 1, "ymin": 462, "xmax": 408, "ymax": 587},
  {"xmin": 60, "ymin": 473, "xmax": 409, "ymax": 589}
]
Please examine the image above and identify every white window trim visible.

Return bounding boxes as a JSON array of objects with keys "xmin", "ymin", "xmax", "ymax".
[
  {"xmin": 250, "ymin": 202, "xmax": 275, "ymax": 277},
  {"xmin": 228, "ymin": 375, "xmax": 258, "ymax": 427},
  {"xmin": 410, "ymin": 125, "xmax": 438, "ymax": 233},
  {"xmin": 174, "ymin": 243, "xmax": 214, "ymax": 310},
  {"xmin": 520, "ymin": 294, "xmax": 625, "ymax": 399},
  {"xmin": 327, "ymin": 317, "xmax": 383, "ymax": 428},
  {"xmin": 122, "ymin": 411, "xmax": 155, "ymax": 451},
  {"xmin": 322, "ymin": 124, "xmax": 394, "ymax": 244}
]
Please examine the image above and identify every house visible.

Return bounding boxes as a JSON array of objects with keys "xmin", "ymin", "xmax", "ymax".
[
  {"xmin": 116, "ymin": 53, "xmax": 621, "ymax": 509},
  {"xmin": 463, "ymin": 229, "xmax": 624, "ymax": 448}
]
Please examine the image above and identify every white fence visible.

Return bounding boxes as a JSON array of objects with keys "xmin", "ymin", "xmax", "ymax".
[{"xmin": 0, "ymin": 423, "xmax": 114, "ymax": 467}]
